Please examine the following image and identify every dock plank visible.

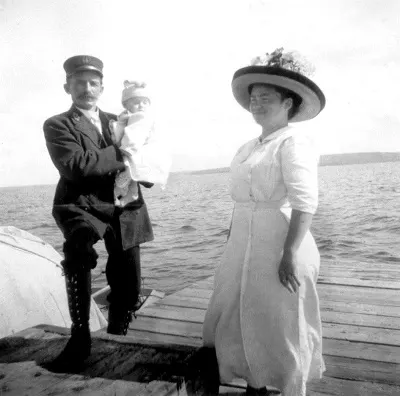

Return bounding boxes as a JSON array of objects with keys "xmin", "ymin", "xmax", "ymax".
[
  {"xmin": 160, "ymin": 294, "xmax": 210, "ymax": 309},
  {"xmin": 125, "ymin": 329, "xmax": 202, "ymax": 348},
  {"xmin": 322, "ymin": 323, "xmax": 400, "ymax": 345},
  {"xmin": 130, "ymin": 316, "xmax": 203, "ymax": 339},
  {"xmin": 319, "ymin": 270, "xmax": 400, "ymax": 282},
  {"xmin": 194, "ymin": 276, "xmax": 400, "ymax": 290},
  {"xmin": 174, "ymin": 284, "xmax": 400, "ymax": 307},
  {"xmin": 321, "ymin": 310, "xmax": 400, "ymax": 329},
  {"xmin": 307, "ymin": 376, "xmax": 400, "ymax": 396},
  {"xmin": 138, "ymin": 305, "xmax": 206, "ymax": 323},
  {"xmin": 130, "ymin": 316, "xmax": 400, "ymax": 364},
  {"xmin": 155, "ymin": 294, "xmax": 400, "ymax": 320},
  {"xmin": 317, "ymin": 276, "xmax": 400, "ymax": 289},
  {"xmin": 322, "ymin": 338, "xmax": 400, "ymax": 364},
  {"xmin": 138, "ymin": 304, "xmax": 400, "ymax": 332},
  {"xmin": 0, "ymin": 361, "xmax": 147, "ymax": 396},
  {"xmin": 317, "ymin": 285, "xmax": 400, "ymax": 306},
  {"xmin": 324, "ymin": 355, "xmax": 399, "ymax": 385},
  {"xmin": 320, "ymin": 300, "xmax": 400, "ymax": 317}
]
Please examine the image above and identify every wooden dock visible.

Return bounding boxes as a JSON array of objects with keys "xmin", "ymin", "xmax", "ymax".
[
  {"xmin": 0, "ymin": 260, "xmax": 399, "ymax": 395},
  {"xmin": 126, "ymin": 260, "xmax": 400, "ymax": 395}
]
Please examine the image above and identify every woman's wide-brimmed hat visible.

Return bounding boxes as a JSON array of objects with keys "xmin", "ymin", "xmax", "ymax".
[{"xmin": 232, "ymin": 48, "xmax": 326, "ymax": 122}]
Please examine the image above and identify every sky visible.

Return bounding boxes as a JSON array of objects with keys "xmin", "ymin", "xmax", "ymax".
[{"xmin": 0, "ymin": 0, "xmax": 399, "ymax": 187}]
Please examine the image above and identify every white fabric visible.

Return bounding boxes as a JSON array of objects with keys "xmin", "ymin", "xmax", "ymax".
[
  {"xmin": 0, "ymin": 226, "xmax": 107, "ymax": 339},
  {"xmin": 202, "ymin": 126, "xmax": 325, "ymax": 396},
  {"xmin": 119, "ymin": 112, "xmax": 171, "ymax": 186},
  {"xmin": 77, "ymin": 107, "xmax": 103, "ymax": 135}
]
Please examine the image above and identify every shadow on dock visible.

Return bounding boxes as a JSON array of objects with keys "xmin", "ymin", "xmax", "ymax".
[
  {"xmin": 1, "ymin": 265, "xmax": 400, "ymax": 395},
  {"xmin": 0, "ymin": 325, "xmax": 225, "ymax": 395}
]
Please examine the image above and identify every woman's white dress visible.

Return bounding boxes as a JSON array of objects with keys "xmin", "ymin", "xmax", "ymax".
[{"xmin": 202, "ymin": 126, "xmax": 325, "ymax": 396}]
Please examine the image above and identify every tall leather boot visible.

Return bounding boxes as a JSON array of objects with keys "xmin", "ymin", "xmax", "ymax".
[{"xmin": 46, "ymin": 270, "xmax": 92, "ymax": 372}]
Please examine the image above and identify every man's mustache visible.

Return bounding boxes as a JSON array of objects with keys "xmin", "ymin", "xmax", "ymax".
[{"xmin": 78, "ymin": 94, "xmax": 95, "ymax": 100}]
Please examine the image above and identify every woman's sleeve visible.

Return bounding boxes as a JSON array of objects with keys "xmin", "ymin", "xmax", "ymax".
[{"xmin": 280, "ymin": 134, "xmax": 319, "ymax": 214}]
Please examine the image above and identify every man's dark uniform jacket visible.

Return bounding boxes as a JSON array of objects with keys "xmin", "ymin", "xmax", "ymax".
[{"xmin": 43, "ymin": 106, "xmax": 153, "ymax": 250}]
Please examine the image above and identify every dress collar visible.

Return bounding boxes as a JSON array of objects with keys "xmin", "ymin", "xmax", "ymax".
[{"xmin": 258, "ymin": 125, "xmax": 292, "ymax": 144}]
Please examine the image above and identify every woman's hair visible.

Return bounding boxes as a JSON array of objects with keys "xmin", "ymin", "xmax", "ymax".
[{"xmin": 248, "ymin": 83, "xmax": 302, "ymax": 120}]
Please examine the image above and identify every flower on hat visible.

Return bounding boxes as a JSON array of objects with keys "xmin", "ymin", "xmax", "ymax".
[{"xmin": 250, "ymin": 48, "xmax": 316, "ymax": 77}]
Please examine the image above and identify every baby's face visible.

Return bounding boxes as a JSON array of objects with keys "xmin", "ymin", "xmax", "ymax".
[{"xmin": 125, "ymin": 97, "xmax": 151, "ymax": 113}]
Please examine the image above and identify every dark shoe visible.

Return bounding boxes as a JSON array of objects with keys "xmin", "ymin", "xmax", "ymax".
[
  {"xmin": 246, "ymin": 385, "xmax": 281, "ymax": 395},
  {"xmin": 45, "ymin": 327, "xmax": 91, "ymax": 373},
  {"xmin": 185, "ymin": 346, "xmax": 220, "ymax": 395},
  {"xmin": 107, "ymin": 305, "xmax": 133, "ymax": 336}
]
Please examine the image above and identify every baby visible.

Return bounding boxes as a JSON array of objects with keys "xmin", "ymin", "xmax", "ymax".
[{"xmin": 110, "ymin": 81, "xmax": 171, "ymax": 207}]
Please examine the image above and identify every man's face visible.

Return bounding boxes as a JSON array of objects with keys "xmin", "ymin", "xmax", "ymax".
[{"xmin": 64, "ymin": 71, "xmax": 103, "ymax": 110}]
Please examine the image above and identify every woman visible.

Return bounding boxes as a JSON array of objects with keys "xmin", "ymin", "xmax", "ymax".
[{"xmin": 202, "ymin": 49, "xmax": 326, "ymax": 396}]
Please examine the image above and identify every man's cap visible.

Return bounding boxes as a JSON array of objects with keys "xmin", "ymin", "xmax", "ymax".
[{"xmin": 63, "ymin": 55, "xmax": 103, "ymax": 78}]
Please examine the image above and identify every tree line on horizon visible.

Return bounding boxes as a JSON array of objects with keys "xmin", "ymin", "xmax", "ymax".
[{"xmin": 187, "ymin": 152, "xmax": 400, "ymax": 175}]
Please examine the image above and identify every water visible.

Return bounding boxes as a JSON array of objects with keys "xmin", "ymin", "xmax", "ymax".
[{"xmin": 1, "ymin": 162, "xmax": 399, "ymax": 294}]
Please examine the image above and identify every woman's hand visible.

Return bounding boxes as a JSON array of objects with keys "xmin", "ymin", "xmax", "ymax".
[
  {"xmin": 278, "ymin": 249, "xmax": 301, "ymax": 293},
  {"xmin": 279, "ymin": 209, "xmax": 312, "ymax": 293}
]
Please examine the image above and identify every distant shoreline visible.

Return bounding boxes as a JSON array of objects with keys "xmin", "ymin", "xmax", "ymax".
[
  {"xmin": 1, "ymin": 152, "xmax": 399, "ymax": 188},
  {"xmin": 186, "ymin": 152, "xmax": 400, "ymax": 175}
]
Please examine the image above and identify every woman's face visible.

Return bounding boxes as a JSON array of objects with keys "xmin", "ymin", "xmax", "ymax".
[
  {"xmin": 249, "ymin": 84, "xmax": 290, "ymax": 126},
  {"xmin": 125, "ymin": 97, "xmax": 151, "ymax": 113}
]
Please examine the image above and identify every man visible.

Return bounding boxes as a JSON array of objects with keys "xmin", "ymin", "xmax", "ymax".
[{"xmin": 43, "ymin": 55, "xmax": 153, "ymax": 371}]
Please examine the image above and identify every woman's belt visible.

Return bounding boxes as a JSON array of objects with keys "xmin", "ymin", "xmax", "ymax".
[{"xmin": 234, "ymin": 200, "xmax": 289, "ymax": 210}]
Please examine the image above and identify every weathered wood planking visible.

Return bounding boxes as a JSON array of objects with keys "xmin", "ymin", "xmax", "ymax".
[
  {"xmin": 127, "ymin": 271, "xmax": 400, "ymax": 394},
  {"xmin": 0, "ymin": 263, "xmax": 399, "ymax": 395},
  {"xmin": 193, "ymin": 275, "xmax": 400, "ymax": 290},
  {"xmin": 146, "ymin": 293, "xmax": 400, "ymax": 323},
  {"xmin": 170, "ymin": 284, "xmax": 400, "ymax": 307},
  {"xmin": 130, "ymin": 316, "xmax": 400, "ymax": 364},
  {"xmin": 136, "ymin": 303, "xmax": 400, "ymax": 331},
  {"xmin": 0, "ymin": 361, "xmax": 149, "ymax": 396},
  {"xmin": 0, "ymin": 327, "xmax": 201, "ymax": 396},
  {"xmin": 219, "ymin": 376, "xmax": 400, "ymax": 396}
]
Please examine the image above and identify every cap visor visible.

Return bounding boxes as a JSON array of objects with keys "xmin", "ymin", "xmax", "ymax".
[{"xmin": 68, "ymin": 66, "xmax": 103, "ymax": 77}]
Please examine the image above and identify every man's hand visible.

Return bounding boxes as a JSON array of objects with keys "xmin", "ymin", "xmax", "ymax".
[{"xmin": 110, "ymin": 132, "xmax": 120, "ymax": 147}]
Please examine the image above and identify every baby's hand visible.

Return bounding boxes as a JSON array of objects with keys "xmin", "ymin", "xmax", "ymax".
[{"xmin": 117, "ymin": 110, "xmax": 131, "ymax": 124}]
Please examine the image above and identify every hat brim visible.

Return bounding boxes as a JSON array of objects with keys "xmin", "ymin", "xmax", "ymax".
[
  {"xmin": 232, "ymin": 66, "xmax": 325, "ymax": 122},
  {"xmin": 67, "ymin": 65, "xmax": 103, "ymax": 78}
]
